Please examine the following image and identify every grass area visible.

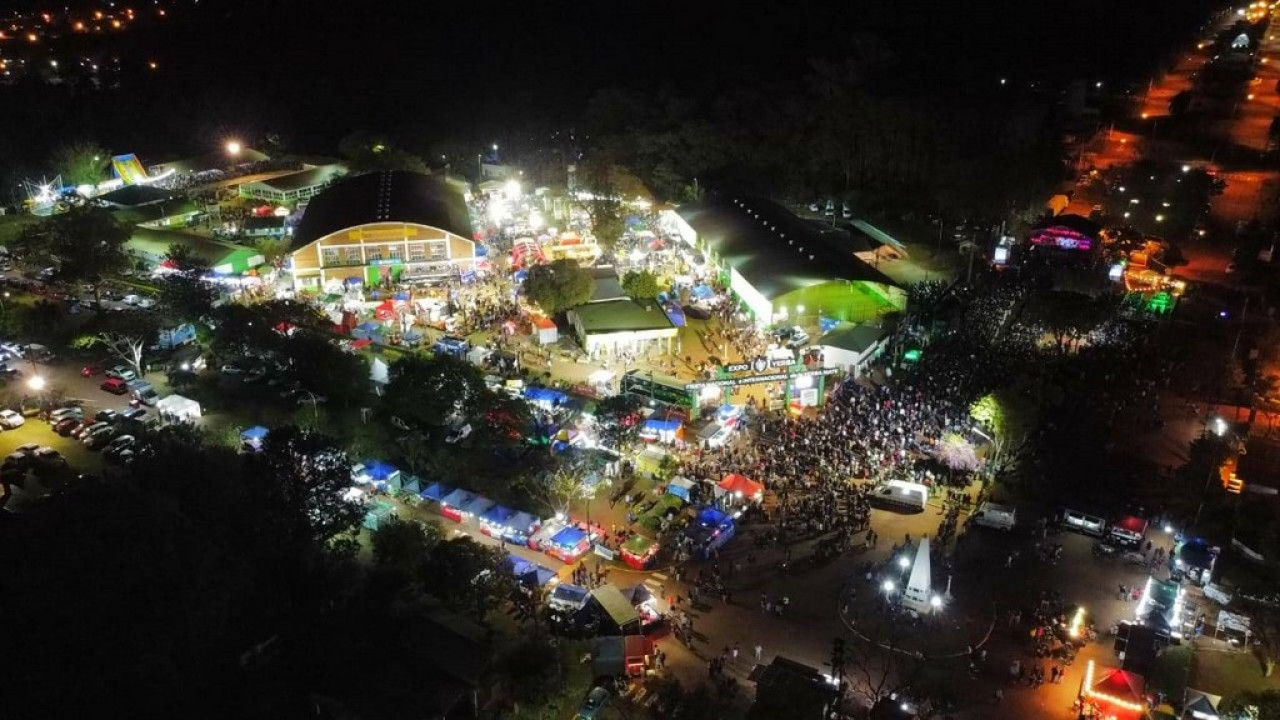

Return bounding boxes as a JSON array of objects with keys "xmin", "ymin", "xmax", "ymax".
[
  {"xmin": 0, "ymin": 213, "xmax": 38, "ymax": 248},
  {"xmin": 1191, "ymin": 646, "xmax": 1280, "ymax": 700}
]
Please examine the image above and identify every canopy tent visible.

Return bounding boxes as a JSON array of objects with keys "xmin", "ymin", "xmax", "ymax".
[
  {"xmin": 544, "ymin": 526, "xmax": 592, "ymax": 563},
  {"xmin": 666, "ymin": 476, "xmax": 696, "ymax": 502},
  {"xmin": 439, "ymin": 489, "xmax": 477, "ymax": 522},
  {"xmin": 506, "ymin": 554, "xmax": 536, "ymax": 578},
  {"xmin": 1081, "ymin": 661, "xmax": 1146, "ymax": 719},
  {"xmin": 718, "ymin": 473, "xmax": 764, "ymax": 501},
  {"xmin": 690, "ymin": 507, "xmax": 735, "ymax": 558},
  {"xmin": 640, "ymin": 417, "xmax": 683, "ymax": 443},
  {"xmin": 715, "ymin": 404, "xmax": 745, "ymax": 425},
  {"xmin": 525, "ymin": 386, "xmax": 570, "ymax": 409},
  {"xmin": 502, "ymin": 511, "xmax": 541, "ymax": 545},
  {"xmin": 479, "ymin": 505, "xmax": 516, "ymax": 536},
  {"xmin": 393, "ymin": 474, "xmax": 422, "ymax": 494},
  {"xmin": 240, "ymin": 425, "xmax": 269, "ymax": 450},
  {"xmin": 621, "ymin": 534, "xmax": 659, "ymax": 570},
  {"xmin": 420, "ymin": 482, "xmax": 453, "ymax": 502},
  {"xmin": 355, "ymin": 460, "xmax": 399, "ymax": 485},
  {"xmin": 591, "ymin": 584, "xmax": 642, "ymax": 632},
  {"xmin": 459, "ymin": 495, "xmax": 496, "ymax": 518},
  {"xmin": 1182, "ymin": 689, "xmax": 1221, "ymax": 720},
  {"xmin": 156, "ymin": 394, "xmax": 201, "ymax": 421},
  {"xmin": 362, "ymin": 501, "xmax": 396, "ymax": 531},
  {"xmin": 690, "ymin": 284, "xmax": 715, "ymax": 300}
]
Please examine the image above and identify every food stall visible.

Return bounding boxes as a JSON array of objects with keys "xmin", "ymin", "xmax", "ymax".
[
  {"xmin": 240, "ymin": 425, "xmax": 269, "ymax": 452},
  {"xmin": 502, "ymin": 511, "xmax": 542, "ymax": 546},
  {"xmin": 544, "ymin": 526, "xmax": 593, "ymax": 563},
  {"xmin": 352, "ymin": 460, "xmax": 400, "ymax": 492},
  {"xmin": 639, "ymin": 417, "xmax": 683, "ymax": 444},
  {"xmin": 1079, "ymin": 660, "xmax": 1148, "ymax": 720},
  {"xmin": 621, "ymin": 534, "xmax": 660, "ymax": 570},
  {"xmin": 479, "ymin": 505, "xmax": 516, "ymax": 537},
  {"xmin": 439, "ymin": 488, "xmax": 477, "ymax": 523},
  {"xmin": 591, "ymin": 635, "xmax": 653, "ymax": 679},
  {"xmin": 689, "ymin": 507, "xmax": 736, "ymax": 559},
  {"xmin": 717, "ymin": 473, "xmax": 765, "ymax": 505},
  {"xmin": 1108, "ymin": 515, "xmax": 1148, "ymax": 547},
  {"xmin": 528, "ymin": 516, "xmax": 568, "ymax": 551},
  {"xmin": 420, "ymin": 482, "xmax": 453, "ymax": 504},
  {"xmin": 665, "ymin": 476, "xmax": 697, "ymax": 504},
  {"xmin": 459, "ymin": 494, "xmax": 497, "ymax": 524},
  {"xmin": 619, "ymin": 584, "xmax": 666, "ymax": 631}
]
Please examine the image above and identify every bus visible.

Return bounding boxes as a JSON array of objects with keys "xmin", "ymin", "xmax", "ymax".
[{"xmin": 620, "ymin": 370, "xmax": 694, "ymax": 417}]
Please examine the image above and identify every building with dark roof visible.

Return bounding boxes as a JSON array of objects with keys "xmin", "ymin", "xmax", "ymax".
[
  {"xmin": 285, "ymin": 171, "xmax": 477, "ymax": 291},
  {"xmin": 568, "ymin": 299, "xmax": 678, "ymax": 356},
  {"xmin": 670, "ymin": 196, "xmax": 905, "ymax": 326}
]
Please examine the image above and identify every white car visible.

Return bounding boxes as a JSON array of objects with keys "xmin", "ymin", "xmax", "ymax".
[
  {"xmin": 107, "ymin": 366, "xmax": 138, "ymax": 382},
  {"xmin": 122, "ymin": 294, "xmax": 140, "ymax": 305},
  {"xmin": 135, "ymin": 297, "xmax": 156, "ymax": 309},
  {"xmin": 0, "ymin": 409, "xmax": 25, "ymax": 429}
]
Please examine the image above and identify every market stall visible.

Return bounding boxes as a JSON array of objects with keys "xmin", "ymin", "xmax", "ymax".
[
  {"xmin": 362, "ymin": 500, "xmax": 397, "ymax": 531},
  {"xmin": 544, "ymin": 526, "xmax": 593, "ymax": 563},
  {"xmin": 156, "ymin": 394, "xmax": 202, "ymax": 422},
  {"xmin": 619, "ymin": 584, "xmax": 666, "ymax": 631},
  {"xmin": 352, "ymin": 460, "xmax": 400, "ymax": 491},
  {"xmin": 459, "ymin": 494, "xmax": 496, "ymax": 524},
  {"xmin": 621, "ymin": 534, "xmax": 660, "ymax": 570},
  {"xmin": 666, "ymin": 476, "xmax": 696, "ymax": 503},
  {"xmin": 240, "ymin": 425, "xmax": 269, "ymax": 452},
  {"xmin": 717, "ymin": 473, "xmax": 764, "ymax": 503},
  {"xmin": 689, "ymin": 507, "xmax": 736, "ymax": 559},
  {"xmin": 1079, "ymin": 661, "xmax": 1147, "ymax": 720},
  {"xmin": 439, "ymin": 488, "xmax": 478, "ymax": 522},
  {"xmin": 528, "ymin": 516, "xmax": 567, "ymax": 551},
  {"xmin": 640, "ymin": 416, "xmax": 683, "ymax": 444},
  {"xmin": 420, "ymin": 482, "xmax": 453, "ymax": 504},
  {"xmin": 479, "ymin": 505, "xmax": 516, "ymax": 537},
  {"xmin": 502, "ymin": 511, "xmax": 542, "ymax": 546}
]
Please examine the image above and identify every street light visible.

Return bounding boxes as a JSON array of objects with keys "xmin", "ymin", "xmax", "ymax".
[
  {"xmin": 897, "ymin": 556, "xmax": 910, "ymax": 570},
  {"xmin": 930, "ymin": 595, "xmax": 943, "ymax": 609},
  {"xmin": 225, "ymin": 140, "xmax": 242, "ymax": 157},
  {"xmin": 27, "ymin": 375, "xmax": 45, "ymax": 391},
  {"xmin": 881, "ymin": 579, "xmax": 895, "ymax": 593}
]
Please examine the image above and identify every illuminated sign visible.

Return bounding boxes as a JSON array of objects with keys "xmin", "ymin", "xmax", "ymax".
[
  {"xmin": 686, "ymin": 367, "xmax": 838, "ymax": 390},
  {"xmin": 722, "ymin": 356, "xmax": 793, "ymax": 374}
]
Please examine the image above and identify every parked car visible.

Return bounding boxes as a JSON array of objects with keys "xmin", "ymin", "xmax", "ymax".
[
  {"xmin": 54, "ymin": 417, "xmax": 82, "ymax": 436},
  {"xmin": 105, "ymin": 435, "xmax": 136, "ymax": 454},
  {"xmin": 244, "ymin": 366, "xmax": 270, "ymax": 384},
  {"xmin": 100, "ymin": 378, "xmax": 129, "ymax": 395},
  {"xmin": 576, "ymin": 687, "xmax": 611, "ymax": 720},
  {"xmin": 122, "ymin": 294, "xmax": 140, "ymax": 305},
  {"xmin": 81, "ymin": 364, "xmax": 104, "ymax": 377},
  {"xmin": 220, "ymin": 363, "xmax": 245, "ymax": 376},
  {"xmin": 135, "ymin": 297, "xmax": 156, "ymax": 309},
  {"xmin": 121, "ymin": 408, "xmax": 148, "ymax": 422},
  {"xmin": 84, "ymin": 425, "xmax": 118, "ymax": 448},
  {"xmin": 95, "ymin": 409, "xmax": 121, "ymax": 424},
  {"xmin": 106, "ymin": 366, "xmax": 137, "ymax": 381},
  {"xmin": 0, "ymin": 409, "xmax": 25, "ymax": 429},
  {"xmin": 75, "ymin": 421, "xmax": 110, "ymax": 440},
  {"xmin": 32, "ymin": 447, "xmax": 65, "ymax": 466},
  {"xmin": 49, "ymin": 407, "xmax": 83, "ymax": 423},
  {"xmin": 65, "ymin": 419, "xmax": 94, "ymax": 438}
]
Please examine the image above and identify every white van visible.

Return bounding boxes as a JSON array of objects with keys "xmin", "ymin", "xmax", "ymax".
[{"xmin": 972, "ymin": 502, "xmax": 1017, "ymax": 531}]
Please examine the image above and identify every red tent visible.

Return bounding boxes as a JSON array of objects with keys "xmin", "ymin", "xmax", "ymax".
[
  {"xmin": 1081, "ymin": 660, "xmax": 1147, "ymax": 719},
  {"xmin": 375, "ymin": 300, "xmax": 396, "ymax": 321},
  {"xmin": 718, "ymin": 473, "xmax": 764, "ymax": 500},
  {"xmin": 351, "ymin": 338, "xmax": 373, "ymax": 350}
]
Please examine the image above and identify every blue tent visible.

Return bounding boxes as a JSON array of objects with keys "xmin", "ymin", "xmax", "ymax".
[
  {"xmin": 440, "ymin": 488, "xmax": 473, "ymax": 508},
  {"xmin": 361, "ymin": 460, "xmax": 399, "ymax": 482},
  {"xmin": 460, "ymin": 495, "xmax": 496, "ymax": 517},
  {"xmin": 662, "ymin": 303, "xmax": 686, "ymax": 328},
  {"xmin": 691, "ymin": 284, "xmax": 715, "ymax": 301},
  {"xmin": 513, "ymin": 269, "xmax": 529, "ymax": 283},
  {"xmin": 420, "ymin": 482, "xmax": 453, "ymax": 502},
  {"xmin": 549, "ymin": 527, "xmax": 587, "ymax": 549},
  {"xmin": 696, "ymin": 507, "xmax": 732, "ymax": 529},
  {"xmin": 402, "ymin": 330, "xmax": 424, "ymax": 345},
  {"xmin": 531, "ymin": 565, "xmax": 557, "ymax": 586},
  {"xmin": 507, "ymin": 553, "xmax": 536, "ymax": 577},
  {"xmin": 475, "ymin": 245, "xmax": 489, "ymax": 257},
  {"xmin": 393, "ymin": 291, "xmax": 410, "ymax": 301},
  {"xmin": 525, "ymin": 386, "xmax": 569, "ymax": 408},
  {"xmin": 481, "ymin": 505, "xmax": 515, "ymax": 527},
  {"xmin": 241, "ymin": 426, "xmax": 270, "ymax": 442}
]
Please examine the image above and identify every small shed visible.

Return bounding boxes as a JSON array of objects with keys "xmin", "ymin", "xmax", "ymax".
[{"xmin": 532, "ymin": 315, "xmax": 558, "ymax": 345}]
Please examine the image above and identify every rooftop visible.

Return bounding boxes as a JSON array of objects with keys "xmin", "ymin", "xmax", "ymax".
[
  {"xmin": 291, "ymin": 171, "xmax": 473, "ymax": 251},
  {"xmin": 128, "ymin": 227, "xmax": 248, "ymax": 266},
  {"xmin": 820, "ymin": 323, "xmax": 887, "ymax": 353},
  {"xmin": 676, "ymin": 195, "xmax": 900, "ymax": 300},
  {"xmin": 571, "ymin": 299, "xmax": 675, "ymax": 334},
  {"xmin": 247, "ymin": 164, "xmax": 346, "ymax": 193}
]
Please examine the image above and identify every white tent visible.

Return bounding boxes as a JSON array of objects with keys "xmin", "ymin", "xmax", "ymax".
[
  {"xmin": 156, "ymin": 394, "xmax": 201, "ymax": 421},
  {"xmin": 370, "ymin": 357, "xmax": 389, "ymax": 385}
]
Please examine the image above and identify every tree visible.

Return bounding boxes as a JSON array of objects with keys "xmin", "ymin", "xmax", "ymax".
[
  {"xmin": 370, "ymin": 516, "xmax": 442, "ymax": 577},
  {"xmin": 338, "ymin": 130, "xmax": 429, "ymax": 174},
  {"xmin": 156, "ymin": 272, "xmax": 217, "ymax": 324},
  {"xmin": 523, "ymin": 259, "xmax": 595, "ymax": 315},
  {"xmin": 17, "ymin": 206, "xmax": 130, "ymax": 292},
  {"xmin": 72, "ymin": 311, "xmax": 160, "ymax": 376},
  {"xmin": 277, "ymin": 333, "xmax": 370, "ymax": 409},
  {"xmin": 594, "ymin": 394, "xmax": 643, "ymax": 451},
  {"xmin": 420, "ymin": 537, "xmax": 513, "ymax": 619},
  {"xmin": 1221, "ymin": 689, "xmax": 1280, "ymax": 719},
  {"xmin": 621, "ymin": 270, "xmax": 661, "ymax": 307},
  {"xmin": 1024, "ymin": 290, "xmax": 1109, "ymax": 353},
  {"xmin": 50, "ymin": 140, "xmax": 108, "ymax": 187},
  {"xmin": 524, "ymin": 459, "xmax": 597, "ymax": 518},
  {"xmin": 384, "ymin": 354, "xmax": 487, "ymax": 432},
  {"xmin": 250, "ymin": 425, "xmax": 364, "ymax": 544}
]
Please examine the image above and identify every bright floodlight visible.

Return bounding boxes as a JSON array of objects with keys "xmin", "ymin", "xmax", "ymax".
[
  {"xmin": 1164, "ymin": 524, "xmax": 1173, "ymax": 533},
  {"xmin": 882, "ymin": 580, "xmax": 895, "ymax": 593},
  {"xmin": 226, "ymin": 140, "xmax": 242, "ymax": 156},
  {"xmin": 27, "ymin": 375, "xmax": 45, "ymax": 391},
  {"xmin": 930, "ymin": 595, "xmax": 943, "ymax": 608},
  {"xmin": 504, "ymin": 179, "xmax": 521, "ymax": 200},
  {"xmin": 1182, "ymin": 165, "xmax": 1191, "ymax": 173},
  {"xmin": 897, "ymin": 556, "xmax": 910, "ymax": 569},
  {"xmin": 1213, "ymin": 417, "xmax": 1228, "ymax": 437}
]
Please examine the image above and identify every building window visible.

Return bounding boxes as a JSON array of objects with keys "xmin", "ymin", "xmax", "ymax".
[
  {"xmin": 345, "ymin": 247, "xmax": 362, "ymax": 265},
  {"xmin": 428, "ymin": 241, "xmax": 447, "ymax": 260},
  {"xmin": 408, "ymin": 243, "xmax": 426, "ymax": 262},
  {"xmin": 366, "ymin": 246, "xmax": 382, "ymax": 262},
  {"xmin": 321, "ymin": 248, "xmax": 340, "ymax": 266},
  {"xmin": 387, "ymin": 245, "xmax": 403, "ymax": 261}
]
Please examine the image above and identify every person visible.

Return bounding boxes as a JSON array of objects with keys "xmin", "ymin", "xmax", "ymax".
[{"xmin": 754, "ymin": 643, "xmax": 763, "ymax": 661}]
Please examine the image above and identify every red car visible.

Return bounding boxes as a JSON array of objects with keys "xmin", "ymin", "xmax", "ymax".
[
  {"xmin": 100, "ymin": 378, "xmax": 128, "ymax": 395},
  {"xmin": 81, "ymin": 364, "xmax": 104, "ymax": 377}
]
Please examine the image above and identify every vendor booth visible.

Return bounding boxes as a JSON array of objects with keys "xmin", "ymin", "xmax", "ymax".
[
  {"xmin": 544, "ymin": 526, "xmax": 593, "ymax": 563},
  {"xmin": 362, "ymin": 500, "xmax": 397, "ymax": 531},
  {"xmin": 532, "ymin": 315, "xmax": 558, "ymax": 345},
  {"xmin": 502, "ymin": 511, "xmax": 542, "ymax": 546},
  {"xmin": 459, "ymin": 494, "xmax": 496, "ymax": 523},
  {"xmin": 240, "ymin": 425, "xmax": 269, "ymax": 451},
  {"xmin": 420, "ymin": 482, "xmax": 453, "ymax": 503},
  {"xmin": 591, "ymin": 584, "xmax": 643, "ymax": 635},
  {"xmin": 621, "ymin": 534, "xmax": 660, "ymax": 570},
  {"xmin": 549, "ymin": 583, "xmax": 591, "ymax": 613},
  {"xmin": 1108, "ymin": 515, "xmax": 1148, "ymax": 547},
  {"xmin": 640, "ymin": 416, "xmax": 683, "ymax": 444},
  {"xmin": 525, "ymin": 386, "xmax": 570, "ymax": 411},
  {"xmin": 528, "ymin": 516, "xmax": 568, "ymax": 551},
  {"xmin": 439, "ymin": 488, "xmax": 478, "ymax": 522},
  {"xmin": 156, "ymin": 394, "xmax": 202, "ymax": 422},
  {"xmin": 1079, "ymin": 660, "xmax": 1147, "ymax": 720},
  {"xmin": 717, "ymin": 473, "xmax": 764, "ymax": 503},
  {"xmin": 666, "ymin": 476, "xmax": 697, "ymax": 503},
  {"xmin": 505, "ymin": 554, "xmax": 558, "ymax": 590},
  {"xmin": 591, "ymin": 635, "xmax": 652, "ymax": 679},
  {"xmin": 619, "ymin": 584, "xmax": 666, "ymax": 630},
  {"xmin": 690, "ymin": 507, "xmax": 736, "ymax": 559},
  {"xmin": 352, "ymin": 460, "xmax": 400, "ymax": 491},
  {"xmin": 479, "ymin": 505, "xmax": 516, "ymax": 537},
  {"xmin": 1171, "ymin": 538, "xmax": 1219, "ymax": 586}
]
